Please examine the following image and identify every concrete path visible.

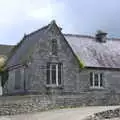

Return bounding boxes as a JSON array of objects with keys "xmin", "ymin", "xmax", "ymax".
[{"xmin": 0, "ymin": 106, "xmax": 120, "ymax": 120}]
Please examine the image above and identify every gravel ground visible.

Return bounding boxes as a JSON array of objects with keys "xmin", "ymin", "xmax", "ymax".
[
  {"xmin": 105, "ymin": 118, "xmax": 120, "ymax": 120},
  {"xmin": 0, "ymin": 106, "xmax": 119, "ymax": 120}
]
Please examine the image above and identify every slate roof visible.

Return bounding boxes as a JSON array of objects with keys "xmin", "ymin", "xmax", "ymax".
[
  {"xmin": 0, "ymin": 44, "xmax": 14, "ymax": 57},
  {"xmin": 64, "ymin": 34, "xmax": 120, "ymax": 68},
  {"xmin": 5, "ymin": 21, "xmax": 120, "ymax": 69},
  {"xmin": 6, "ymin": 25, "xmax": 49, "ymax": 67}
]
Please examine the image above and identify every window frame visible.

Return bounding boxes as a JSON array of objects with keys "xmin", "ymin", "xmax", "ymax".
[
  {"xmin": 50, "ymin": 63, "xmax": 59, "ymax": 86},
  {"xmin": 90, "ymin": 72, "xmax": 104, "ymax": 88},
  {"xmin": 46, "ymin": 63, "xmax": 62, "ymax": 87}
]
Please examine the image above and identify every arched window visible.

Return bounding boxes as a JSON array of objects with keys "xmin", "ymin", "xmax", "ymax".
[{"xmin": 52, "ymin": 39, "xmax": 57, "ymax": 55}]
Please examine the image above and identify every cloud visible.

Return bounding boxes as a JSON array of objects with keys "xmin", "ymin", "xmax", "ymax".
[
  {"xmin": 0, "ymin": 0, "xmax": 65, "ymax": 44},
  {"xmin": 27, "ymin": 1, "xmax": 65, "ymax": 23},
  {"xmin": 1, "ymin": 0, "xmax": 120, "ymax": 45},
  {"xmin": 0, "ymin": 0, "xmax": 65, "ymax": 26}
]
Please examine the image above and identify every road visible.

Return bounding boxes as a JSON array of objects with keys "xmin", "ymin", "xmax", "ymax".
[{"xmin": 0, "ymin": 106, "xmax": 119, "ymax": 120}]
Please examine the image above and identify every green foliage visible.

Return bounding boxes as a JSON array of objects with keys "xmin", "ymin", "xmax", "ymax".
[
  {"xmin": 0, "ymin": 70, "xmax": 8, "ymax": 86},
  {"xmin": 0, "ymin": 67, "xmax": 5, "ymax": 72},
  {"xmin": 76, "ymin": 55, "xmax": 85, "ymax": 68}
]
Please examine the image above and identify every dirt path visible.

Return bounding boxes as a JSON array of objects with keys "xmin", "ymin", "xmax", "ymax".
[{"xmin": 0, "ymin": 106, "xmax": 120, "ymax": 120}]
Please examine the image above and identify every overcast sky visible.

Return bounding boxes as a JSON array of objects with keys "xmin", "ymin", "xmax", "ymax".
[{"xmin": 0, "ymin": 0, "xmax": 120, "ymax": 45}]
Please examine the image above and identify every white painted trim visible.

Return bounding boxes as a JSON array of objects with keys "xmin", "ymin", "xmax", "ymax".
[
  {"xmin": 92, "ymin": 72, "xmax": 94, "ymax": 87},
  {"xmin": 49, "ymin": 63, "xmax": 62, "ymax": 86},
  {"xmin": 50, "ymin": 64, "xmax": 52, "ymax": 84},
  {"xmin": 98, "ymin": 73, "xmax": 101, "ymax": 87},
  {"xmin": 50, "ymin": 64, "xmax": 58, "ymax": 85},
  {"xmin": 56, "ymin": 64, "xmax": 58, "ymax": 86},
  {"xmin": 91, "ymin": 72, "xmax": 103, "ymax": 88}
]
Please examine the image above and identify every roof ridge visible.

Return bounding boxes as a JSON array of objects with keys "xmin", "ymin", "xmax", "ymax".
[
  {"xmin": 5, "ymin": 23, "xmax": 50, "ymax": 67},
  {"xmin": 107, "ymin": 37, "xmax": 120, "ymax": 41},
  {"xmin": 25, "ymin": 24, "xmax": 49, "ymax": 37},
  {"xmin": 64, "ymin": 33, "xmax": 95, "ymax": 39},
  {"xmin": 64, "ymin": 33, "xmax": 120, "ymax": 41}
]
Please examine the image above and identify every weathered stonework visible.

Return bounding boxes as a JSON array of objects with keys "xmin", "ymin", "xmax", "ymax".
[
  {"xmin": 2, "ymin": 21, "xmax": 120, "ymax": 109},
  {"xmin": 0, "ymin": 94, "xmax": 120, "ymax": 116},
  {"xmin": 85, "ymin": 108, "xmax": 120, "ymax": 120}
]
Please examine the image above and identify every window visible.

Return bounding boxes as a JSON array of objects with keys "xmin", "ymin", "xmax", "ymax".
[
  {"xmin": 15, "ymin": 69, "xmax": 21, "ymax": 89},
  {"xmin": 90, "ymin": 72, "xmax": 104, "ymax": 88},
  {"xmin": 52, "ymin": 39, "xmax": 57, "ymax": 55},
  {"xmin": 47, "ymin": 63, "xmax": 62, "ymax": 86}
]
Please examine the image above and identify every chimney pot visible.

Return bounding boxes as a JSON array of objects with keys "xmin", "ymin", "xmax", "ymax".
[{"xmin": 96, "ymin": 30, "xmax": 107, "ymax": 43}]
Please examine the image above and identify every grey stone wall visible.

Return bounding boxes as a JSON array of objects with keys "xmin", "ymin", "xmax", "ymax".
[
  {"xmin": 3, "ymin": 22, "xmax": 120, "ymax": 108},
  {"xmin": 3, "ymin": 68, "xmax": 25, "ymax": 94},
  {"xmin": 4, "ymin": 23, "xmax": 80, "ymax": 95},
  {"xmin": 85, "ymin": 108, "xmax": 120, "ymax": 120},
  {"xmin": 0, "ymin": 94, "xmax": 120, "ymax": 116},
  {"xmin": 79, "ymin": 69, "xmax": 120, "ymax": 94}
]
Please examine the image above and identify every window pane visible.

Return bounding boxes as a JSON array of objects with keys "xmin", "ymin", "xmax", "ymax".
[
  {"xmin": 46, "ymin": 63, "xmax": 50, "ymax": 84},
  {"xmin": 58, "ymin": 63, "xmax": 62, "ymax": 85},
  {"xmin": 94, "ymin": 74, "xmax": 99, "ymax": 86},
  {"xmin": 100, "ymin": 73, "xmax": 103, "ymax": 87},
  {"xmin": 52, "ymin": 65, "xmax": 56, "ymax": 84},
  {"xmin": 90, "ymin": 72, "xmax": 93, "ymax": 86}
]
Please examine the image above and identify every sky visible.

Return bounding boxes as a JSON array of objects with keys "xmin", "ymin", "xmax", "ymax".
[{"xmin": 0, "ymin": 0, "xmax": 120, "ymax": 45}]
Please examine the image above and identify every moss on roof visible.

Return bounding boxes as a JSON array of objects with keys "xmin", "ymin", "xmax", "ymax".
[
  {"xmin": 75, "ymin": 55, "xmax": 85, "ymax": 68},
  {"xmin": 5, "ymin": 36, "xmax": 26, "ymax": 66}
]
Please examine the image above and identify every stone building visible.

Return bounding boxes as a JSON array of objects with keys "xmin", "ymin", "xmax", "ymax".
[{"xmin": 0, "ymin": 20, "xmax": 120, "ymax": 101}]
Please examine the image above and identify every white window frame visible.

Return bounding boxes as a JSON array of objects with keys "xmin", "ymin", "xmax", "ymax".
[
  {"xmin": 90, "ymin": 72, "xmax": 103, "ymax": 88},
  {"xmin": 50, "ymin": 63, "xmax": 59, "ymax": 86}
]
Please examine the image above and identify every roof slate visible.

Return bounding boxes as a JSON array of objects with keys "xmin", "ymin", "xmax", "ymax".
[
  {"xmin": 5, "ymin": 21, "xmax": 120, "ymax": 69},
  {"xmin": 64, "ymin": 34, "xmax": 120, "ymax": 68},
  {"xmin": 6, "ymin": 25, "xmax": 49, "ymax": 67}
]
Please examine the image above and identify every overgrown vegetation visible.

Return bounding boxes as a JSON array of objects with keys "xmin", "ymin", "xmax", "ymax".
[
  {"xmin": 0, "ymin": 56, "xmax": 6, "ymax": 72},
  {"xmin": 76, "ymin": 55, "xmax": 85, "ymax": 68},
  {"xmin": 0, "ymin": 56, "xmax": 8, "ymax": 86}
]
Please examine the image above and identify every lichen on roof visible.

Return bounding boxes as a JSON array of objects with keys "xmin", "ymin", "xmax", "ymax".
[
  {"xmin": 64, "ymin": 34, "xmax": 120, "ymax": 68},
  {"xmin": 76, "ymin": 55, "xmax": 85, "ymax": 68}
]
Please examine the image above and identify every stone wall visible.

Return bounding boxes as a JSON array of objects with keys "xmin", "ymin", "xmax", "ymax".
[
  {"xmin": 4, "ymin": 21, "xmax": 80, "ymax": 95},
  {"xmin": 85, "ymin": 108, "xmax": 120, "ymax": 120},
  {"xmin": 0, "ymin": 93, "xmax": 120, "ymax": 116}
]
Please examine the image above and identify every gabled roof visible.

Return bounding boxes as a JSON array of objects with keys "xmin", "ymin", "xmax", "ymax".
[
  {"xmin": 64, "ymin": 34, "xmax": 120, "ymax": 69},
  {"xmin": 5, "ymin": 20, "xmax": 120, "ymax": 69},
  {"xmin": 6, "ymin": 25, "xmax": 49, "ymax": 68},
  {"xmin": 0, "ymin": 44, "xmax": 14, "ymax": 57}
]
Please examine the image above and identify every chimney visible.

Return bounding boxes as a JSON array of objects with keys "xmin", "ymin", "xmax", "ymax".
[{"xmin": 96, "ymin": 30, "xmax": 107, "ymax": 43}]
